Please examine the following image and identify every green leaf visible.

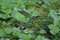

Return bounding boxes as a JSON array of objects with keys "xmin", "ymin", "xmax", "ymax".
[
  {"xmin": 24, "ymin": 29, "xmax": 33, "ymax": 33},
  {"xmin": 39, "ymin": 29, "xmax": 47, "ymax": 34},
  {"xmin": 24, "ymin": 0, "xmax": 35, "ymax": 5},
  {"xmin": 18, "ymin": 5, "xmax": 25, "ymax": 10},
  {"xmin": 0, "ymin": 14, "xmax": 10, "ymax": 19},
  {"xmin": 17, "ymin": 0, "xmax": 24, "ymax": 5},
  {"xmin": 28, "ymin": 9, "xmax": 40, "ymax": 17},
  {"xmin": 3, "ymin": 9, "xmax": 11, "ymax": 14},
  {"xmin": 48, "ymin": 24, "xmax": 60, "ymax": 35},
  {"xmin": 5, "ymin": 38, "xmax": 10, "ymax": 40},
  {"xmin": 25, "ymin": 17, "xmax": 30, "ymax": 23},
  {"xmin": 4, "ymin": 28, "xmax": 12, "ymax": 34},
  {"xmin": 12, "ymin": 27, "xmax": 21, "ymax": 36},
  {"xmin": 12, "ymin": 11, "xmax": 26, "ymax": 22},
  {"xmin": 35, "ymin": 35, "xmax": 49, "ymax": 40},
  {"xmin": 35, "ymin": 35, "xmax": 43, "ymax": 40},
  {"xmin": 19, "ymin": 34, "xmax": 31, "ymax": 40},
  {"xmin": 0, "ymin": 29, "xmax": 5, "ymax": 37}
]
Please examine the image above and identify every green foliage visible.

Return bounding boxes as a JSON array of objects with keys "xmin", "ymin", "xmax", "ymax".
[
  {"xmin": 5, "ymin": 38, "xmax": 10, "ymax": 40},
  {"xmin": 12, "ymin": 11, "xmax": 26, "ymax": 22},
  {"xmin": 35, "ymin": 35, "xmax": 49, "ymax": 40},
  {"xmin": 48, "ymin": 10, "xmax": 60, "ymax": 35},
  {"xmin": 24, "ymin": 29, "xmax": 33, "ymax": 34},
  {"xmin": 12, "ymin": 27, "xmax": 21, "ymax": 36},
  {"xmin": 39, "ymin": 29, "xmax": 47, "ymax": 34},
  {"xmin": 0, "ymin": 29, "xmax": 5, "ymax": 37},
  {"xmin": 27, "ymin": 8, "xmax": 40, "ymax": 17},
  {"xmin": 19, "ymin": 34, "xmax": 31, "ymax": 40},
  {"xmin": 4, "ymin": 28, "xmax": 12, "ymax": 34},
  {"xmin": 0, "ymin": 0, "xmax": 60, "ymax": 40},
  {"xmin": 48, "ymin": 24, "xmax": 60, "ymax": 35},
  {"xmin": 0, "ymin": 14, "xmax": 10, "ymax": 19}
]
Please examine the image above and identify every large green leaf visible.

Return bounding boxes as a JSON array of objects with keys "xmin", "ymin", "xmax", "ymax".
[
  {"xmin": 48, "ymin": 24, "xmax": 60, "ymax": 35},
  {"xmin": 12, "ymin": 11, "xmax": 26, "ymax": 22},
  {"xmin": 0, "ymin": 14, "xmax": 10, "ymax": 19},
  {"xmin": 19, "ymin": 34, "xmax": 31, "ymax": 40},
  {"xmin": 35, "ymin": 35, "xmax": 49, "ymax": 40},
  {"xmin": 12, "ymin": 27, "xmax": 21, "ymax": 36},
  {"xmin": 4, "ymin": 28, "xmax": 12, "ymax": 34}
]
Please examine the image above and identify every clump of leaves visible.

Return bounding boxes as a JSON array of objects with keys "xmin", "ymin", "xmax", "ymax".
[{"xmin": 0, "ymin": 0, "xmax": 60, "ymax": 40}]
